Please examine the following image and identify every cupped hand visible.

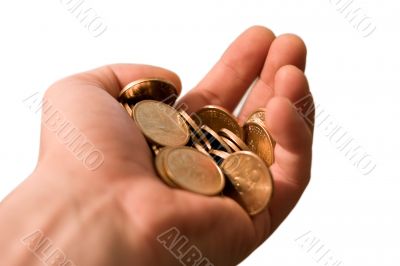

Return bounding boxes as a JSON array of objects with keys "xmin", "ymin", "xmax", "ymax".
[{"xmin": 0, "ymin": 26, "xmax": 313, "ymax": 266}]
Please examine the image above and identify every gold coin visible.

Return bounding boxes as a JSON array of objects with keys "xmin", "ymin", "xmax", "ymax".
[
  {"xmin": 243, "ymin": 121, "xmax": 275, "ymax": 166},
  {"xmin": 192, "ymin": 140, "xmax": 210, "ymax": 156},
  {"xmin": 191, "ymin": 132, "xmax": 212, "ymax": 151},
  {"xmin": 188, "ymin": 132, "xmax": 212, "ymax": 151},
  {"xmin": 179, "ymin": 110, "xmax": 211, "ymax": 150},
  {"xmin": 246, "ymin": 109, "xmax": 276, "ymax": 147},
  {"xmin": 154, "ymin": 148, "xmax": 176, "ymax": 187},
  {"xmin": 209, "ymin": 149, "xmax": 230, "ymax": 165},
  {"xmin": 200, "ymin": 125, "xmax": 232, "ymax": 153},
  {"xmin": 194, "ymin": 105, "xmax": 243, "ymax": 139},
  {"xmin": 133, "ymin": 100, "xmax": 190, "ymax": 147},
  {"xmin": 179, "ymin": 110, "xmax": 201, "ymax": 133},
  {"xmin": 164, "ymin": 147, "xmax": 225, "ymax": 196},
  {"xmin": 218, "ymin": 128, "xmax": 250, "ymax": 151},
  {"xmin": 209, "ymin": 149, "xmax": 230, "ymax": 159},
  {"xmin": 221, "ymin": 151, "xmax": 274, "ymax": 216},
  {"xmin": 247, "ymin": 108, "xmax": 266, "ymax": 124},
  {"xmin": 119, "ymin": 78, "xmax": 178, "ymax": 106},
  {"xmin": 220, "ymin": 136, "xmax": 241, "ymax": 152}
]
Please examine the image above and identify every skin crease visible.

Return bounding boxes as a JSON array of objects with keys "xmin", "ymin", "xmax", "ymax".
[{"xmin": 0, "ymin": 26, "xmax": 314, "ymax": 266}]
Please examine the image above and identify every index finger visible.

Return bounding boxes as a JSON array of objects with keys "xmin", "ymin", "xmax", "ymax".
[{"xmin": 178, "ymin": 26, "xmax": 275, "ymax": 113}]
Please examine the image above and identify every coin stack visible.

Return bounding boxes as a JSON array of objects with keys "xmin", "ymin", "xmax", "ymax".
[{"xmin": 119, "ymin": 78, "xmax": 274, "ymax": 216}]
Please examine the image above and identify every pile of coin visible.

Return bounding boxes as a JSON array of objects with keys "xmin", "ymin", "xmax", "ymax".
[{"xmin": 119, "ymin": 78, "xmax": 275, "ymax": 216}]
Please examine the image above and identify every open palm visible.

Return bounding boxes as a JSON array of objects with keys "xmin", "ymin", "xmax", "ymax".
[{"xmin": 3, "ymin": 26, "xmax": 313, "ymax": 266}]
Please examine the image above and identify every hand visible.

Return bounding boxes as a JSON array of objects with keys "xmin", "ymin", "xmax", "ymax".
[{"xmin": 0, "ymin": 26, "xmax": 313, "ymax": 266}]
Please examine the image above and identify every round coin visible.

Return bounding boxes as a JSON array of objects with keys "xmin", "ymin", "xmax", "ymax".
[
  {"xmin": 134, "ymin": 100, "xmax": 190, "ymax": 147},
  {"xmin": 193, "ymin": 105, "xmax": 243, "ymax": 139},
  {"xmin": 246, "ymin": 109, "xmax": 276, "ymax": 147},
  {"xmin": 155, "ymin": 148, "xmax": 176, "ymax": 187},
  {"xmin": 186, "ymin": 131, "xmax": 212, "ymax": 151},
  {"xmin": 164, "ymin": 147, "xmax": 225, "ymax": 196},
  {"xmin": 221, "ymin": 151, "xmax": 274, "ymax": 216},
  {"xmin": 219, "ymin": 128, "xmax": 250, "ymax": 151},
  {"xmin": 209, "ymin": 149, "xmax": 230, "ymax": 159},
  {"xmin": 220, "ymin": 136, "xmax": 241, "ymax": 152},
  {"xmin": 201, "ymin": 125, "xmax": 232, "ymax": 153},
  {"xmin": 247, "ymin": 108, "xmax": 266, "ymax": 124},
  {"xmin": 179, "ymin": 110, "xmax": 211, "ymax": 150},
  {"xmin": 209, "ymin": 149, "xmax": 230, "ymax": 165},
  {"xmin": 119, "ymin": 78, "xmax": 178, "ymax": 106},
  {"xmin": 179, "ymin": 110, "xmax": 201, "ymax": 133},
  {"xmin": 192, "ymin": 140, "xmax": 210, "ymax": 156},
  {"xmin": 243, "ymin": 121, "xmax": 275, "ymax": 166}
]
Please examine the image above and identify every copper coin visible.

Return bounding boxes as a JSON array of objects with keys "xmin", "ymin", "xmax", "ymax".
[
  {"xmin": 192, "ymin": 132, "xmax": 212, "ymax": 151},
  {"xmin": 193, "ymin": 105, "xmax": 243, "ymax": 139},
  {"xmin": 154, "ymin": 148, "xmax": 176, "ymax": 187},
  {"xmin": 164, "ymin": 147, "xmax": 225, "ymax": 196},
  {"xmin": 200, "ymin": 125, "xmax": 232, "ymax": 153},
  {"xmin": 179, "ymin": 110, "xmax": 201, "ymax": 132},
  {"xmin": 187, "ymin": 131, "xmax": 212, "ymax": 151},
  {"xmin": 247, "ymin": 108, "xmax": 266, "ymax": 124},
  {"xmin": 192, "ymin": 141, "xmax": 210, "ymax": 156},
  {"xmin": 243, "ymin": 121, "xmax": 275, "ymax": 166},
  {"xmin": 219, "ymin": 128, "xmax": 250, "ymax": 151},
  {"xmin": 180, "ymin": 110, "xmax": 211, "ymax": 150},
  {"xmin": 133, "ymin": 100, "xmax": 190, "ymax": 147},
  {"xmin": 209, "ymin": 149, "xmax": 230, "ymax": 165},
  {"xmin": 220, "ymin": 136, "xmax": 241, "ymax": 153},
  {"xmin": 119, "ymin": 78, "xmax": 178, "ymax": 106},
  {"xmin": 209, "ymin": 149, "xmax": 230, "ymax": 159},
  {"xmin": 221, "ymin": 151, "xmax": 274, "ymax": 216},
  {"xmin": 246, "ymin": 109, "xmax": 276, "ymax": 147}
]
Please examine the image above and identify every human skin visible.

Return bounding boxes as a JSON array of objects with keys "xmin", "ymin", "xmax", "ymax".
[{"xmin": 0, "ymin": 26, "xmax": 314, "ymax": 266}]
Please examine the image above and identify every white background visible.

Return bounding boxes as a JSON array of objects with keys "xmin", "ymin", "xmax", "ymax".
[{"xmin": 1, "ymin": 0, "xmax": 399, "ymax": 265}]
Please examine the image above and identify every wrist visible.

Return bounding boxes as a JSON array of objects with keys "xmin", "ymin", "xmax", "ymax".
[{"xmin": 0, "ymin": 165, "xmax": 134, "ymax": 266}]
